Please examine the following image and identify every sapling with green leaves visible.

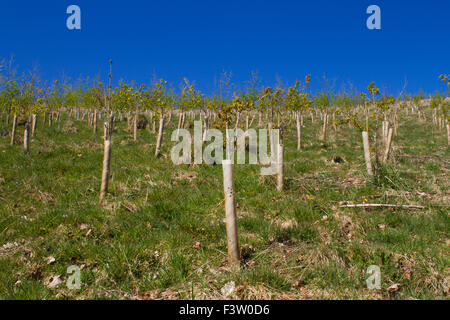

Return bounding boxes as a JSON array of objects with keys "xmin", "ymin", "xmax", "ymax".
[
  {"xmin": 110, "ymin": 81, "xmax": 137, "ymax": 139},
  {"xmin": 1, "ymin": 71, "xmax": 21, "ymax": 145},
  {"xmin": 258, "ymin": 84, "xmax": 293, "ymax": 191},
  {"xmin": 366, "ymin": 81, "xmax": 380, "ymax": 132},
  {"xmin": 430, "ymin": 93, "xmax": 444, "ymax": 131},
  {"xmin": 151, "ymin": 79, "xmax": 172, "ymax": 157},
  {"xmin": 359, "ymin": 82, "xmax": 381, "ymax": 175},
  {"xmin": 285, "ymin": 75, "xmax": 311, "ymax": 150},
  {"xmin": 132, "ymin": 83, "xmax": 146, "ymax": 141},
  {"xmin": 46, "ymin": 80, "xmax": 65, "ymax": 126},
  {"xmin": 81, "ymin": 79, "xmax": 103, "ymax": 133},
  {"xmin": 175, "ymin": 81, "xmax": 191, "ymax": 139}
]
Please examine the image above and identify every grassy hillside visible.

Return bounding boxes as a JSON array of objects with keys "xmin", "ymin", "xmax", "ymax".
[{"xmin": 0, "ymin": 113, "xmax": 448, "ymax": 299}]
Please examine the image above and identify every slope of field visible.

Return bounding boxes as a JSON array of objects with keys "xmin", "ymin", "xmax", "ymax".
[{"xmin": 0, "ymin": 114, "xmax": 448, "ymax": 299}]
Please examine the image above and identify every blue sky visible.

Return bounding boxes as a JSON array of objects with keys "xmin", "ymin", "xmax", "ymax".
[{"xmin": 1, "ymin": 0, "xmax": 449, "ymax": 95}]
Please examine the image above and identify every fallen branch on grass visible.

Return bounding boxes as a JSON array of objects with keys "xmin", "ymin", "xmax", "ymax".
[
  {"xmin": 397, "ymin": 154, "xmax": 450, "ymax": 165},
  {"xmin": 339, "ymin": 203, "xmax": 425, "ymax": 209}
]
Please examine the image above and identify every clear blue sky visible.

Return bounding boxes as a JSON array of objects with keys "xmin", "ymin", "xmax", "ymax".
[{"xmin": 1, "ymin": 0, "xmax": 449, "ymax": 95}]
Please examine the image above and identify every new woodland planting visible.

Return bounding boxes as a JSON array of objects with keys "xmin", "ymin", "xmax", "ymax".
[{"xmin": 0, "ymin": 61, "xmax": 449, "ymax": 299}]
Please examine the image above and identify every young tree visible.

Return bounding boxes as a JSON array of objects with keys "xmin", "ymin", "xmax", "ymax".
[
  {"xmin": 46, "ymin": 80, "xmax": 64, "ymax": 126},
  {"xmin": 4, "ymin": 76, "xmax": 21, "ymax": 145},
  {"xmin": 99, "ymin": 60, "xmax": 113, "ymax": 202},
  {"xmin": 19, "ymin": 72, "xmax": 44, "ymax": 151},
  {"xmin": 111, "ymin": 81, "xmax": 139, "ymax": 139},
  {"xmin": 151, "ymin": 79, "xmax": 172, "ymax": 157},
  {"xmin": 285, "ymin": 75, "xmax": 311, "ymax": 150},
  {"xmin": 81, "ymin": 79, "xmax": 102, "ymax": 133}
]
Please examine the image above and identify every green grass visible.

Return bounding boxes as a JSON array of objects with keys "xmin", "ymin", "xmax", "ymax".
[{"xmin": 0, "ymin": 113, "xmax": 448, "ymax": 300}]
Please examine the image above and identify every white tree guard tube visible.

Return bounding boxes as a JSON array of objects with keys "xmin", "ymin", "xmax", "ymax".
[
  {"xmin": 362, "ymin": 131, "xmax": 373, "ymax": 176},
  {"xmin": 222, "ymin": 159, "xmax": 240, "ymax": 266}
]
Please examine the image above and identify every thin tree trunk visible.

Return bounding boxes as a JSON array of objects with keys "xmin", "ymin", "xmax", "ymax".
[
  {"xmin": 93, "ymin": 109, "xmax": 97, "ymax": 133},
  {"xmin": 155, "ymin": 114, "xmax": 164, "ymax": 157},
  {"xmin": 167, "ymin": 109, "xmax": 172, "ymax": 124},
  {"xmin": 152, "ymin": 115, "xmax": 156, "ymax": 133},
  {"xmin": 203, "ymin": 114, "xmax": 209, "ymax": 141},
  {"xmin": 268, "ymin": 121, "xmax": 274, "ymax": 155},
  {"xmin": 332, "ymin": 112, "xmax": 337, "ymax": 132},
  {"xmin": 296, "ymin": 114, "xmax": 302, "ymax": 151},
  {"xmin": 133, "ymin": 111, "xmax": 138, "ymax": 141},
  {"xmin": 321, "ymin": 112, "xmax": 327, "ymax": 141},
  {"xmin": 382, "ymin": 128, "xmax": 393, "ymax": 163},
  {"xmin": 249, "ymin": 113, "xmax": 255, "ymax": 129},
  {"xmin": 176, "ymin": 111, "xmax": 183, "ymax": 140},
  {"xmin": 365, "ymin": 104, "xmax": 369, "ymax": 132},
  {"xmin": 447, "ymin": 123, "xmax": 450, "ymax": 146},
  {"xmin": 10, "ymin": 114, "xmax": 17, "ymax": 146},
  {"xmin": 277, "ymin": 143, "xmax": 284, "ymax": 191},
  {"xmin": 234, "ymin": 112, "xmax": 240, "ymax": 131},
  {"xmin": 31, "ymin": 114, "xmax": 37, "ymax": 137},
  {"xmin": 181, "ymin": 112, "xmax": 186, "ymax": 129},
  {"xmin": 393, "ymin": 113, "xmax": 398, "ymax": 136}
]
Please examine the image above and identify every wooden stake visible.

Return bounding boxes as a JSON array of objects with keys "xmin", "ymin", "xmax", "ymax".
[
  {"xmin": 93, "ymin": 109, "xmax": 97, "ymax": 133},
  {"xmin": 155, "ymin": 113, "xmax": 164, "ymax": 157},
  {"xmin": 382, "ymin": 128, "xmax": 394, "ymax": 163},
  {"xmin": 447, "ymin": 123, "xmax": 450, "ymax": 146},
  {"xmin": 321, "ymin": 112, "xmax": 327, "ymax": 141},
  {"xmin": 10, "ymin": 114, "xmax": 17, "ymax": 146},
  {"xmin": 365, "ymin": 103, "xmax": 369, "ymax": 133},
  {"xmin": 296, "ymin": 115, "xmax": 302, "ymax": 151},
  {"xmin": 168, "ymin": 109, "xmax": 172, "ymax": 124},
  {"xmin": 202, "ymin": 114, "xmax": 209, "ymax": 142},
  {"xmin": 176, "ymin": 112, "xmax": 183, "ymax": 140},
  {"xmin": 277, "ymin": 144, "xmax": 284, "ymax": 191},
  {"xmin": 181, "ymin": 112, "xmax": 185, "ymax": 129},
  {"xmin": 133, "ymin": 111, "xmax": 138, "ymax": 141},
  {"xmin": 31, "ymin": 114, "xmax": 37, "ymax": 137}
]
